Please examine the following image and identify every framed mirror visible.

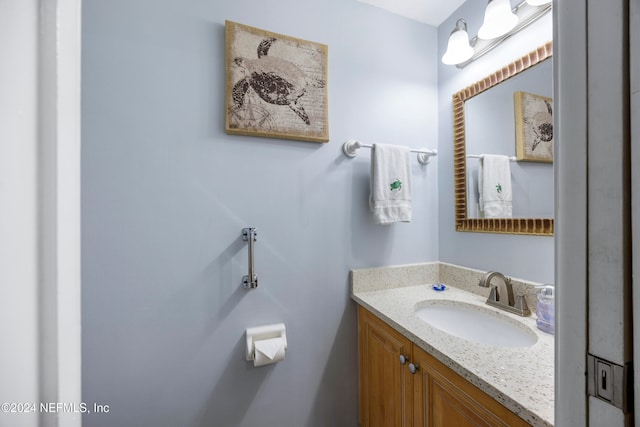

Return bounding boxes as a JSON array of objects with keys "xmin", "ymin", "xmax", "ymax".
[{"xmin": 452, "ymin": 41, "xmax": 554, "ymax": 236}]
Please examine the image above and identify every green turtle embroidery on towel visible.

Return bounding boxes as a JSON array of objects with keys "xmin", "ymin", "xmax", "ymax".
[
  {"xmin": 390, "ymin": 179, "xmax": 402, "ymax": 191},
  {"xmin": 496, "ymin": 183, "xmax": 502, "ymax": 194}
]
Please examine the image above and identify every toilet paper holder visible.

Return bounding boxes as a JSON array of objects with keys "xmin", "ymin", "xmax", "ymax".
[{"xmin": 245, "ymin": 323, "xmax": 287, "ymax": 362}]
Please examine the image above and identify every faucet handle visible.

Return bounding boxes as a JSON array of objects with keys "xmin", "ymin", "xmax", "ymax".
[{"xmin": 513, "ymin": 294, "xmax": 531, "ymax": 316}]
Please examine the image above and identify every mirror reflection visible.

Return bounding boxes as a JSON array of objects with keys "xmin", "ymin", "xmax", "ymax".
[
  {"xmin": 465, "ymin": 58, "xmax": 553, "ymax": 218},
  {"xmin": 452, "ymin": 42, "xmax": 554, "ymax": 236}
]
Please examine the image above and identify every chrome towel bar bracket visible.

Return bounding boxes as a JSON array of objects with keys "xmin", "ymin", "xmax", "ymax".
[{"xmin": 242, "ymin": 227, "xmax": 258, "ymax": 289}]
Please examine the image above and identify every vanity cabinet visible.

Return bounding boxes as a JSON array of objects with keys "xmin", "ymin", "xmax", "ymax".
[
  {"xmin": 358, "ymin": 306, "xmax": 531, "ymax": 427},
  {"xmin": 358, "ymin": 305, "xmax": 414, "ymax": 426}
]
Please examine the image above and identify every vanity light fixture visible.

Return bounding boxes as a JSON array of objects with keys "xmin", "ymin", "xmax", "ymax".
[
  {"xmin": 478, "ymin": 0, "xmax": 519, "ymax": 40},
  {"xmin": 441, "ymin": 0, "xmax": 552, "ymax": 67},
  {"xmin": 442, "ymin": 19, "xmax": 474, "ymax": 65}
]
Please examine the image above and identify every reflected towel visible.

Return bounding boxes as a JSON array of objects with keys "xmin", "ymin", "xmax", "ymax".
[{"xmin": 478, "ymin": 154, "xmax": 512, "ymax": 218}]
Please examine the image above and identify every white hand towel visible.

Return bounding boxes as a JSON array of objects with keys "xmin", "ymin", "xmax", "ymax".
[
  {"xmin": 369, "ymin": 144, "xmax": 412, "ymax": 224},
  {"xmin": 478, "ymin": 154, "xmax": 512, "ymax": 218}
]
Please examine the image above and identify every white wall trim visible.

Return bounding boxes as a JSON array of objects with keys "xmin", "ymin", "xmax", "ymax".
[{"xmin": 38, "ymin": 1, "xmax": 83, "ymax": 426}]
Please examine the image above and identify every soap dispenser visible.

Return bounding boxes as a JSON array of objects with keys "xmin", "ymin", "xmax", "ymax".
[{"xmin": 535, "ymin": 285, "xmax": 554, "ymax": 334}]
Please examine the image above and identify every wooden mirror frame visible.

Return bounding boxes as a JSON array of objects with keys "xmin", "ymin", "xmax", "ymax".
[{"xmin": 453, "ymin": 41, "xmax": 554, "ymax": 236}]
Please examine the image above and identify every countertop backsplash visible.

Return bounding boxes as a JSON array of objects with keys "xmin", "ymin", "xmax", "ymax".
[{"xmin": 351, "ymin": 261, "xmax": 546, "ymax": 314}]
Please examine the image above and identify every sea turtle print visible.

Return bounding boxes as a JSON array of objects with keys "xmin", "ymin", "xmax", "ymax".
[
  {"xmin": 389, "ymin": 179, "xmax": 402, "ymax": 191},
  {"xmin": 531, "ymin": 100, "xmax": 553, "ymax": 152},
  {"xmin": 231, "ymin": 38, "xmax": 325, "ymax": 125}
]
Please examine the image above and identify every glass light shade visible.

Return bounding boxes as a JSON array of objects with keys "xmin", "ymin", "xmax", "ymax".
[
  {"xmin": 441, "ymin": 20, "xmax": 474, "ymax": 65},
  {"xmin": 526, "ymin": 0, "xmax": 551, "ymax": 5},
  {"xmin": 478, "ymin": 0, "xmax": 519, "ymax": 40}
]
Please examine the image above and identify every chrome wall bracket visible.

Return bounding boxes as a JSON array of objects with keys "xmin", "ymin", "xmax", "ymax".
[{"xmin": 242, "ymin": 227, "xmax": 258, "ymax": 289}]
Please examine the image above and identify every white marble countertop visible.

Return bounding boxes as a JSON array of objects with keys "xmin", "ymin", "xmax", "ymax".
[{"xmin": 352, "ymin": 283, "xmax": 554, "ymax": 427}]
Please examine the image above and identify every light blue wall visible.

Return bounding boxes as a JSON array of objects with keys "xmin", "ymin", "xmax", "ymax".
[
  {"xmin": 81, "ymin": 0, "xmax": 438, "ymax": 426},
  {"xmin": 437, "ymin": 0, "xmax": 555, "ymax": 284}
]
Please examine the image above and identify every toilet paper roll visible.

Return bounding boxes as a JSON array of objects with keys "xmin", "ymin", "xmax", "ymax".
[{"xmin": 253, "ymin": 337, "xmax": 286, "ymax": 367}]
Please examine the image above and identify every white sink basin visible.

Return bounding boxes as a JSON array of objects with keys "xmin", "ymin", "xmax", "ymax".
[{"xmin": 414, "ymin": 300, "xmax": 538, "ymax": 348}]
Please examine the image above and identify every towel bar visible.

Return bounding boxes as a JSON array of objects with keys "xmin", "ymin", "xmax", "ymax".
[
  {"xmin": 342, "ymin": 139, "xmax": 437, "ymax": 165},
  {"xmin": 467, "ymin": 154, "xmax": 517, "ymax": 162}
]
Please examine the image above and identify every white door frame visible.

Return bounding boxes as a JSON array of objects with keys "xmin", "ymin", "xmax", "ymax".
[
  {"xmin": 631, "ymin": 0, "xmax": 640, "ymax": 424},
  {"xmin": 554, "ymin": 0, "xmax": 588, "ymax": 423},
  {"xmin": 0, "ymin": 1, "xmax": 82, "ymax": 426},
  {"xmin": 39, "ymin": 1, "xmax": 83, "ymax": 426},
  {"xmin": 556, "ymin": 0, "xmax": 633, "ymax": 425},
  {"xmin": 586, "ymin": 0, "xmax": 632, "ymax": 425}
]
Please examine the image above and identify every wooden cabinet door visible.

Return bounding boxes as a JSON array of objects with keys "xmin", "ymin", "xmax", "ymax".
[
  {"xmin": 412, "ymin": 346, "xmax": 531, "ymax": 427},
  {"xmin": 358, "ymin": 306, "xmax": 413, "ymax": 427}
]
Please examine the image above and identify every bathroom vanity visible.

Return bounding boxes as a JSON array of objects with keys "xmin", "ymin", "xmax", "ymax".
[
  {"xmin": 359, "ymin": 306, "xmax": 533, "ymax": 426},
  {"xmin": 351, "ymin": 263, "xmax": 554, "ymax": 427}
]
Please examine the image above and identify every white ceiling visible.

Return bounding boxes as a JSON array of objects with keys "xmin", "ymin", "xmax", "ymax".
[{"xmin": 356, "ymin": 0, "xmax": 467, "ymax": 27}]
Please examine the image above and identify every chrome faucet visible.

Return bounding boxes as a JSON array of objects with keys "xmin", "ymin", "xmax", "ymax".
[{"xmin": 478, "ymin": 271, "xmax": 530, "ymax": 316}]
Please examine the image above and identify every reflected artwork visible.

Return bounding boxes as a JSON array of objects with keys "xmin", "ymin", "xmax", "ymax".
[{"xmin": 514, "ymin": 91, "xmax": 553, "ymax": 163}]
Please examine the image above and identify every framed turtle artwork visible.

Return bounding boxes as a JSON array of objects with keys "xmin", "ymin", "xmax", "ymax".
[
  {"xmin": 514, "ymin": 91, "xmax": 553, "ymax": 163},
  {"xmin": 225, "ymin": 21, "xmax": 329, "ymax": 143}
]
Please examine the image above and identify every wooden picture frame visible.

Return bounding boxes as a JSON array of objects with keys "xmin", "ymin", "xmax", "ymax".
[
  {"xmin": 514, "ymin": 91, "xmax": 553, "ymax": 163},
  {"xmin": 225, "ymin": 21, "xmax": 329, "ymax": 143}
]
